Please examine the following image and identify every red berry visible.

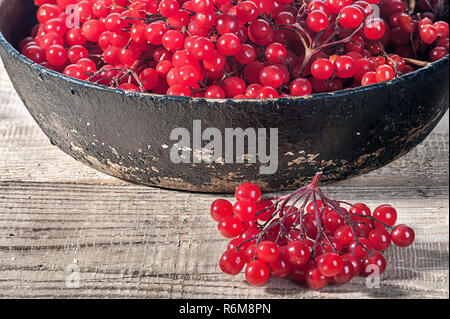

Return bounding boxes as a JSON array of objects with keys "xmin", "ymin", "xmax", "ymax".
[
  {"xmin": 244, "ymin": 244, "xmax": 257, "ymax": 261},
  {"xmin": 398, "ymin": 12, "xmax": 415, "ymax": 34},
  {"xmin": 255, "ymin": 200, "xmax": 275, "ymax": 221},
  {"xmin": 130, "ymin": 21, "xmax": 147, "ymax": 43},
  {"xmin": 434, "ymin": 21, "xmax": 449, "ymax": 37},
  {"xmin": 348, "ymin": 237, "xmax": 373, "ymax": 259},
  {"xmin": 333, "ymin": 257, "xmax": 355, "ymax": 284},
  {"xmin": 203, "ymin": 51, "xmax": 226, "ymax": 72},
  {"xmin": 311, "ymin": 58, "xmax": 334, "ymax": 80},
  {"xmin": 105, "ymin": 13, "xmax": 126, "ymax": 32},
  {"xmin": 23, "ymin": 45, "xmax": 46, "ymax": 63},
  {"xmin": 235, "ymin": 44, "xmax": 256, "ymax": 65},
  {"xmin": 162, "ymin": 30, "xmax": 184, "ymax": 51},
  {"xmin": 220, "ymin": 250, "xmax": 246, "ymax": 275},
  {"xmin": 37, "ymin": 4, "xmax": 62, "ymax": 24},
  {"xmin": 259, "ymin": 65, "xmax": 284, "ymax": 88},
  {"xmin": 375, "ymin": 64, "xmax": 395, "ymax": 82},
  {"xmin": 205, "ymin": 85, "xmax": 226, "ymax": 98},
  {"xmin": 290, "ymin": 263, "xmax": 309, "ymax": 282},
  {"xmin": 429, "ymin": 47, "xmax": 448, "ymax": 62},
  {"xmin": 222, "ymin": 76, "xmax": 246, "ymax": 98},
  {"xmin": 218, "ymin": 216, "xmax": 243, "ymax": 238},
  {"xmin": 333, "ymin": 55, "xmax": 356, "ymax": 79},
  {"xmin": 323, "ymin": 211, "xmax": 345, "ymax": 233},
  {"xmin": 317, "ymin": 253, "xmax": 344, "ymax": 277},
  {"xmin": 268, "ymin": 254, "xmax": 291, "ymax": 278},
  {"xmin": 308, "ymin": 0, "xmax": 330, "ymax": 14},
  {"xmin": 145, "ymin": 22, "xmax": 167, "ymax": 45},
  {"xmin": 290, "ymin": 78, "xmax": 312, "ymax": 96},
  {"xmin": 139, "ymin": 68, "xmax": 160, "ymax": 91},
  {"xmin": 361, "ymin": 71, "xmax": 377, "ymax": 86},
  {"xmin": 373, "ymin": 205, "xmax": 397, "ymax": 227},
  {"xmin": 210, "ymin": 199, "xmax": 233, "ymax": 222},
  {"xmin": 177, "ymin": 65, "xmax": 201, "ymax": 86},
  {"xmin": 63, "ymin": 64, "xmax": 87, "ymax": 80},
  {"xmin": 77, "ymin": 58, "xmax": 96, "ymax": 73},
  {"xmin": 82, "ymin": 19, "xmax": 105, "ymax": 43},
  {"xmin": 306, "ymin": 266, "xmax": 330, "ymax": 290},
  {"xmin": 420, "ymin": 24, "xmax": 438, "ymax": 44},
  {"xmin": 236, "ymin": 1, "xmax": 259, "ymax": 23},
  {"xmin": 256, "ymin": 241, "xmax": 280, "ymax": 263},
  {"xmin": 192, "ymin": 0, "xmax": 214, "ymax": 13},
  {"xmin": 159, "ymin": 0, "xmax": 180, "ymax": 17},
  {"xmin": 240, "ymin": 225, "xmax": 260, "ymax": 241},
  {"xmin": 306, "ymin": 200, "xmax": 329, "ymax": 214},
  {"xmin": 39, "ymin": 32, "xmax": 64, "ymax": 50},
  {"xmin": 286, "ymin": 240, "xmax": 311, "ymax": 265},
  {"xmin": 364, "ymin": 18, "xmax": 386, "ymax": 40},
  {"xmin": 191, "ymin": 37, "xmax": 215, "ymax": 60},
  {"xmin": 368, "ymin": 227, "xmax": 391, "ymax": 251},
  {"xmin": 248, "ymin": 19, "xmax": 272, "ymax": 41},
  {"xmin": 362, "ymin": 251, "xmax": 387, "ymax": 276},
  {"xmin": 265, "ymin": 42, "xmax": 287, "ymax": 63},
  {"xmin": 118, "ymin": 83, "xmax": 140, "ymax": 92},
  {"xmin": 46, "ymin": 44, "xmax": 67, "ymax": 66},
  {"xmin": 307, "ymin": 10, "xmax": 329, "ymax": 33},
  {"xmin": 391, "ymin": 225, "xmax": 415, "ymax": 247},
  {"xmin": 339, "ymin": 5, "xmax": 363, "ymax": 29},
  {"xmin": 279, "ymin": 206, "xmax": 299, "ymax": 227},
  {"xmin": 350, "ymin": 203, "xmax": 371, "ymax": 221},
  {"xmin": 235, "ymin": 183, "xmax": 261, "ymax": 202},
  {"xmin": 257, "ymin": 86, "xmax": 279, "ymax": 98},
  {"xmin": 335, "ymin": 225, "xmax": 355, "ymax": 246},
  {"xmin": 387, "ymin": 54, "xmax": 406, "ymax": 72},
  {"xmin": 68, "ymin": 45, "xmax": 88, "ymax": 64},
  {"xmin": 347, "ymin": 35, "xmax": 365, "ymax": 53},
  {"xmin": 303, "ymin": 213, "xmax": 319, "ymax": 239},
  {"xmin": 217, "ymin": 33, "xmax": 241, "ymax": 56},
  {"xmin": 342, "ymin": 253, "xmax": 363, "ymax": 276},
  {"xmin": 326, "ymin": 0, "xmax": 352, "ymax": 14},
  {"xmin": 227, "ymin": 238, "xmax": 246, "ymax": 251},
  {"xmin": 216, "ymin": 13, "xmax": 239, "ymax": 35},
  {"xmin": 245, "ymin": 260, "xmax": 270, "ymax": 286},
  {"xmin": 233, "ymin": 201, "xmax": 258, "ymax": 222}
]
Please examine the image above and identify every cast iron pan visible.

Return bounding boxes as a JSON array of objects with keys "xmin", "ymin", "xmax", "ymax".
[{"xmin": 0, "ymin": 0, "xmax": 448, "ymax": 192}]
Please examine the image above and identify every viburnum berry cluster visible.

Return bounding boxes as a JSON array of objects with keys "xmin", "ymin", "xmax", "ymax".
[
  {"xmin": 210, "ymin": 174, "xmax": 415, "ymax": 289},
  {"xmin": 20, "ymin": 0, "xmax": 448, "ymax": 97}
]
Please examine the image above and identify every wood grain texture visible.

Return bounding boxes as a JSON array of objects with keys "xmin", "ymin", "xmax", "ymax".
[{"xmin": 0, "ymin": 59, "xmax": 448, "ymax": 299}]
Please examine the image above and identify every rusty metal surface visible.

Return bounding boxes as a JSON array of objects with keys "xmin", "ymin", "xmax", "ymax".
[{"xmin": 0, "ymin": 0, "xmax": 449, "ymax": 192}]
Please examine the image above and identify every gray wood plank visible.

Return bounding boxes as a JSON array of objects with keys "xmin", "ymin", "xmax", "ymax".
[{"xmin": 0, "ymin": 182, "xmax": 448, "ymax": 298}]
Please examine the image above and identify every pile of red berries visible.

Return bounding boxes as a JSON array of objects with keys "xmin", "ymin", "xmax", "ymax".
[
  {"xmin": 210, "ymin": 174, "xmax": 415, "ymax": 289},
  {"xmin": 20, "ymin": 0, "xmax": 448, "ymax": 97}
]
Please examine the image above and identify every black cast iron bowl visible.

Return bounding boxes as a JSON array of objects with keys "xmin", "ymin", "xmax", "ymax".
[{"xmin": 0, "ymin": 0, "xmax": 449, "ymax": 193}]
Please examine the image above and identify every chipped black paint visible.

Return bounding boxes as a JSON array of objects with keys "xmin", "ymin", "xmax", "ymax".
[{"xmin": 0, "ymin": 0, "xmax": 449, "ymax": 192}]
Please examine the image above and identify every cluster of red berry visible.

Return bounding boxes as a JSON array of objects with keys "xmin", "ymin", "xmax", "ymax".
[
  {"xmin": 19, "ymin": 0, "xmax": 448, "ymax": 98},
  {"xmin": 210, "ymin": 174, "xmax": 415, "ymax": 289}
]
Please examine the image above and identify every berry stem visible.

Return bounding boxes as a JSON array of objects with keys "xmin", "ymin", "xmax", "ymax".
[{"xmin": 403, "ymin": 57, "xmax": 432, "ymax": 67}]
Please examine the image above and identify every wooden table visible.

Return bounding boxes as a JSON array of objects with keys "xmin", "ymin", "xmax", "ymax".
[{"xmin": 0, "ymin": 60, "xmax": 448, "ymax": 299}]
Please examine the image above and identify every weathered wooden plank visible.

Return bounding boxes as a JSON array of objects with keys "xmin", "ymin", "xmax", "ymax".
[{"xmin": 0, "ymin": 182, "xmax": 448, "ymax": 298}]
